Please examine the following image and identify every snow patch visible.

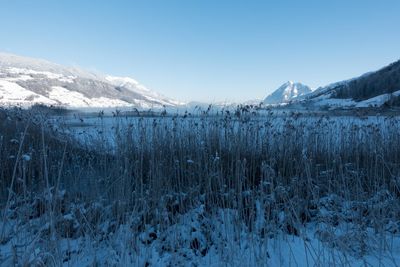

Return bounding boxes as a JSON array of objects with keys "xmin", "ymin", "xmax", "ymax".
[
  {"xmin": 0, "ymin": 80, "xmax": 56, "ymax": 106},
  {"xmin": 355, "ymin": 90, "xmax": 400, "ymax": 107},
  {"xmin": 49, "ymin": 86, "xmax": 134, "ymax": 108},
  {"xmin": 7, "ymin": 67, "xmax": 76, "ymax": 83}
]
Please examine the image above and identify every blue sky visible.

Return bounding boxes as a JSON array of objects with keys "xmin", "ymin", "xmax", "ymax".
[{"xmin": 1, "ymin": 0, "xmax": 399, "ymax": 102}]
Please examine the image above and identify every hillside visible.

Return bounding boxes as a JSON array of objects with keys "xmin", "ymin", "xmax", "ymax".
[
  {"xmin": 305, "ymin": 59, "xmax": 400, "ymax": 108},
  {"xmin": 0, "ymin": 53, "xmax": 181, "ymax": 109}
]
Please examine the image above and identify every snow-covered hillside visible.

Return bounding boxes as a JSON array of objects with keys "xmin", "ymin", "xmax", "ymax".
[
  {"xmin": 264, "ymin": 81, "xmax": 312, "ymax": 104},
  {"xmin": 303, "ymin": 59, "xmax": 400, "ymax": 109},
  {"xmin": 0, "ymin": 53, "xmax": 182, "ymax": 109}
]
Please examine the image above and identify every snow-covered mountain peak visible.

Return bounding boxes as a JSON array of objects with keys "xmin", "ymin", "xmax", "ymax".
[
  {"xmin": 105, "ymin": 75, "xmax": 184, "ymax": 106},
  {"xmin": 284, "ymin": 80, "xmax": 294, "ymax": 85},
  {"xmin": 264, "ymin": 81, "xmax": 312, "ymax": 104},
  {"xmin": 105, "ymin": 76, "xmax": 151, "ymax": 93}
]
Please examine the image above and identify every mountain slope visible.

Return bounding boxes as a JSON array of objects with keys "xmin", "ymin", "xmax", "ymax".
[
  {"xmin": 264, "ymin": 81, "xmax": 312, "ymax": 104},
  {"xmin": 334, "ymin": 60, "xmax": 400, "ymax": 100},
  {"xmin": 0, "ymin": 53, "xmax": 181, "ymax": 109},
  {"xmin": 304, "ymin": 59, "xmax": 400, "ymax": 108}
]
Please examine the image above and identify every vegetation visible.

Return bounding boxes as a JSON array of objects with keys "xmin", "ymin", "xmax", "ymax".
[
  {"xmin": 335, "ymin": 60, "xmax": 400, "ymax": 101},
  {"xmin": 0, "ymin": 106, "xmax": 400, "ymax": 265}
]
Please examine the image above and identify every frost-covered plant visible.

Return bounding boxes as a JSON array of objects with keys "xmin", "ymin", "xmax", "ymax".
[{"xmin": 1, "ymin": 106, "xmax": 400, "ymax": 265}]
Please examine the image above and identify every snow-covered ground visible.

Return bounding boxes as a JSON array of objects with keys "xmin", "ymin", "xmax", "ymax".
[
  {"xmin": 0, "ymin": 79, "xmax": 56, "ymax": 106},
  {"xmin": 48, "ymin": 86, "xmax": 134, "ymax": 108},
  {"xmin": 1, "ymin": 192, "xmax": 399, "ymax": 266},
  {"xmin": 305, "ymin": 90, "xmax": 400, "ymax": 109},
  {"xmin": 52, "ymin": 111, "xmax": 400, "ymax": 153},
  {"xmin": 0, "ymin": 53, "xmax": 183, "ymax": 109},
  {"xmin": 1, "ymin": 109, "xmax": 400, "ymax": 266}
]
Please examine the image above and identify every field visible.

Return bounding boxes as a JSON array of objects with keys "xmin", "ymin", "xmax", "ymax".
[{"xmin": 1, "ymin": 106, "xmax": 400, "ymax": 266}]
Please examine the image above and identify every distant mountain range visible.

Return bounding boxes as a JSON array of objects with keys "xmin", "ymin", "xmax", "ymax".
[
  {"xmin": 263, "ymin": 59, "xmax": 400, "ymax": 109},
  {"xmin": 0, "ymin": 53, "xmax": 182, "ymax": 109},
  {"xmin": 0, "ymin": 52, "xmax": 399, "ymax": 110}
]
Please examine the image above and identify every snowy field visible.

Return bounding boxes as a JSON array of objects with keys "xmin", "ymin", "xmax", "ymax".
[
  {"xmin": 1, "ymin": 107, "xmax": 400, "ymax": 266},
  {"xmin": 54, "ymin": 109, "xmax": 400, "ymax": 154}
]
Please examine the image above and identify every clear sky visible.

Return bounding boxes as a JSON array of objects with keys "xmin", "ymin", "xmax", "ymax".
[{"xmin": 1, "ymin": 0, "xmax": 399, "ymax": 103}]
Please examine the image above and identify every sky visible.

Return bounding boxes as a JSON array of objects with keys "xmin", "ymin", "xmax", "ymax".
[{"xmin": 0, "ymin": 0, "xmax": 399, "ymax": 103}]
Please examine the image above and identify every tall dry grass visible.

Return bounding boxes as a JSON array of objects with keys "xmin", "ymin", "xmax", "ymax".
[{"xmin": 0, "ymin": 105, "xmax": 400, "ymax": 265}]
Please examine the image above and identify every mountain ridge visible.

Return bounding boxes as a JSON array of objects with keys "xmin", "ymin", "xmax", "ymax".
[
  {"xmin": 302, "ymin": 59, "xmax": 400, "ymax": 108},
  {"xmin": 264, "ymin": 81, "xmax": 312, "ymax": 104},
  {"xmin": 0, "ymin": 52, "xmax": 182, "ymax": 109}
]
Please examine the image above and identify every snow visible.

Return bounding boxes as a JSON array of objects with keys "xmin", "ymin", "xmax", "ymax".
[
  {"xmin": 89, "ymin": 97, "xmax": 133, "ymax": 108},
  {"xmin": 0, "ymin": 76, "xmax": 138, "ymax": 108},
  {"xmin": 106, "ymin": 75, "xmax": 151, "ymax": 93},
  {"xmin": 306, "ymin": 70, "xmax": 375, "ymax": 100},
  {"xmin": 0, "ymin": 82, "xmax": 135, "ymax": 108},
  {"xmin": 2, "ymin": 111, "xmax": 400, "ymax": 266},
  {"xmin": 49, "ymin": 86, "xmax": 92, "ymax": 107},
  {"xmin": 0, "ymin": 53, "xmax": 183, "ymax": 109},
  {"xmin": 49, "ymin": 86, "xmax": 134, "ymax": 108},
  {"xmin": 0, "ymin": 80, "xmax": 56, "ymax": 106},
  {"xmin": 3, "ymin": 74, "xmax": 34, "ymax": 82},
  {"xmin": 355, "ymin": 90, "xmax": 400, "ymax": 107},
  {"xmin": 1, "ymin": 203, "xmax": 399, "ymax": 266},
  {"xmin": 309, "ymin": 90, "xmax": 400, "ymax": 109},
  {"xmin": 264, "ymin": 81, "xmax": 312, "ymax": 104},
  {"xmin": 106, "ymin": 75, "xmax": 185, "ymax": 106},
  {"xmin": 7, "ymin": 67, "xmax": 76, "ymax": 83},
  {"xmin": 22, "ymin": 154, "xmax": 31, "ymax": 161},
  {"xmin": 312, "ymin": 97, "xmax": 356, "ymax": 108}
]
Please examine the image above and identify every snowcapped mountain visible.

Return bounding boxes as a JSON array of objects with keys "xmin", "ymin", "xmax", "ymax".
[
  {"xmin": 0, "ymin": 52, "xmax": 182, "ymax": 109},
  {"xmin": 264, "ymin": 81, "xmax": 312, "ymax": 104},
  {"xmin": 303, "ymin": 59, "xmax": 400, "ymax": 109}
]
